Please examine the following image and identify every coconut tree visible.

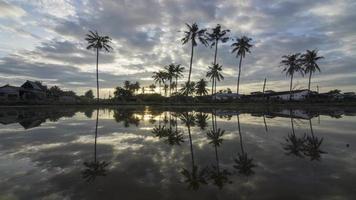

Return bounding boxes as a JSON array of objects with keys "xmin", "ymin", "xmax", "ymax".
[
  {"xmin": 173, "ymin": 64, "xmax": 185, "ymax": 93},
  {"xmin": 231, "ymin": 36, "xmax": 252, "ymax": 94},
  {"xmin": 207, "ymin": 24, "xmax": 230, "ymax": 65},
  {"xmin": 85, "ymin": 31, "xmax": 112, "ymax": 102},
  {"xmin": 180, "ymin": 81, "xmax": 196, "ymax": 96},
  {"xmin": 280, "ymin": 53, "xmax": 304, "ymax": 101},
  {"xmin": 165, "ymin": 64, "xmax": 176, "ymax": 96},
  {"xmin": 206, "ymin": 63, "xmax": 224, "ymax": 95},
  {"xmin": 301, "ymin": 49, "xmax": 324, "ymax": 91},
  {"xmin": 195, "ymin": 78, "xmax": 209, "ymax": 96},
  {"xmin": 181, "ymin": 23, "xmax": 208, "ymax": 85},
  {"xmin": 152, "ymin": 71, "xmax": 166, "ymax": 95}
]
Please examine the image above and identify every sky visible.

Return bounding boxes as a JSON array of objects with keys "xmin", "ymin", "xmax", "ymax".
[{"xmin": 0, "ymin": 0, "xmax": 355, "ymax": 97}]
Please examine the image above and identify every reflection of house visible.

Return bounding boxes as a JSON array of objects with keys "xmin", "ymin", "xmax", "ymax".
[{"xmin": 0, "ymin": 81, "xmax": 47, "ymax": 102}]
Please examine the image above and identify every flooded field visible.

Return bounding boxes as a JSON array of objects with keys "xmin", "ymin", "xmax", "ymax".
[{"xmin": 0, "ymin": 106, "xmax": 355, "ymax": 199}]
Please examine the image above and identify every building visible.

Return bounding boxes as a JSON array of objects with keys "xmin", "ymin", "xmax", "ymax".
[
  {"xmin": 0, "ymin": 81, "xmax": 47, "ymax": 102},
  {"xmin": 21, "ymin": 81, "xmax": 47, "ymax": 100},
  {"xmin": 0, "ymin": 85, "xmax": 21, "ymax": 102},
  {"xmin": 213, "ymin": 93, "xmax": 241, "ymax": 100}
]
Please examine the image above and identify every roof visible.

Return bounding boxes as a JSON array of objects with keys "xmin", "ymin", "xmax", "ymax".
[
  {"xmin": 21, "ymin": 81, "xmax": 46, "ymax": 91},
  {"xmin": 249, "ymin": 90, "xmax": 310, "ymax": 97},
  {"xmin": 0, "ymin": 84, "xmax": 20, "ymax": 89}
]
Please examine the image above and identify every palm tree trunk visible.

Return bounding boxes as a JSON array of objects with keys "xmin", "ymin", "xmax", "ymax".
[
  {"xmin": 263, "ymin": 115, "xmax": 268, "ymax": 132},
  {"xmin": 214, "ymin": 145, "xmax": 220, "ymax": 172},
  {"xmin": 169, "ymin": 79, "xmax": 172, "ymax": 96},
  {"xmin": 213, "ymin": 39, "xmax": 218, "ymax": 65},
  {"xmin": 290, "ymin": 73, "xmax": 294, "ymax": 101},
  {"xmin": 188, "ymin": 41, "xmax": 194, "ymax": 85},
  {"xmin": 159, "ymin": 83, "xmax": 161, "ymax": 95},
  {"xmin": 211, "ymin": 78, "xmax": 214, "ymax": 96},
  {"xmin": 96, "ymin": 48, "xmax": 99, "ymax": 103},
  {"xmin": 237, "ymin": 56, "xmax": 242, "ymax": 94},
  {"xmin": 308, "ymin": 71, "xmax": 312, "ymax": 91},
  {"xmin": 175, "ymin": 77, "xmax": 178, "ymax": 94}
]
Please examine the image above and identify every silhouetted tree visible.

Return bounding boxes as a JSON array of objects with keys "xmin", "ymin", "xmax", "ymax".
[
  {"xmin": 301, "ymin": 49, "xmax": 324, "ymax": 91},
  {"xmin": 181, "ymin": 23, "xmax": 208, "ymax": 86},
  {"xmin": 280, "ymin": 53, "xmax": 304, "ymax": 100},
  {"xmin": 84, "ymin": 90, "xmax": 94, "ymax": 100},
  {"xmin": 85, "ymin": 31, "xmax": 112, "ymax": 102},
  {"xmin": 195, "ymin": 78, "xmax": 209, "ymax": 96},
  {"xmin": 231, "ymin": 36, "xmax": 252, "ymax": 94},
  {"xmin": 206, "ymin": 63, "xmax": 224, "ymax": 95}
]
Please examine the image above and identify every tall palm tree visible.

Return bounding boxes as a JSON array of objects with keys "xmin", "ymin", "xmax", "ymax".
[
  {"xmin": 165, "ymin": 64, "xmax": 176, "ymax": 96},
  {"xmin": 181, "ymin": 23, "xmax": 208, "ymax": 85},
  {"xmin": 301, "ymin": 49, "xmax": 324, "ymax": 91},
  {"xmin": 280, "ymin": 53, "xmax": 304, "ymax": 100},
  {"xmin": 207, "ymin": 24, "xmax": 230, "ymax": 65},
  {"xmin": 173, "ymin": 64, "xmax": 185, "ymax": 93},
  {"xmin": 231, "ymin": 36, "xmax": 252, "ymax": 94},
  {"xmin": 195, "ymin": 78, "xmax": 209, "ymax": 96},
  {"xmin": 85, "ymin": 31, "xmax": 112, "ymax": 102},
  {"xmin": 206, "ymin": 63, "xmax": 224, "ymax": 95}
]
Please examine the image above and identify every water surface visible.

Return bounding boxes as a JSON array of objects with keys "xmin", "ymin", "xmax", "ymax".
[{"xmin": 0, "ymin": 106, "xmax": 355, "ymax": 199}]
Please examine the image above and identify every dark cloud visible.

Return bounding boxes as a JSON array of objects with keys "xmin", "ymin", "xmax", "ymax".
[{"xmin": 0, "ymin": 0, "xmax": 356, "ymax": 93}]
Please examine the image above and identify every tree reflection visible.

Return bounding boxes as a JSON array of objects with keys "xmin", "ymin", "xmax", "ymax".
[
  {"xmin": 207, "ymin": 127, "xmax": 231, "ymax": 189},
  {"xmin": 233, "ymin": 115, "xmax": 256, "ymax": 176},
  {"xmin": 180, "ymin": 112, "xmax": 208, "ymax": 190},
  {"xmin": 283, "ymin": 116, "xmax": 307, "ymax": 158},
  {"xmin": 113, "ymin": 109, "xmax": 140, "ymax": 127},
  {"xmin": 195, "ymin": 112, "xmax": 209, "ymax": 130},
  {"xmin": 303, "ymin": 119, "xmax": 326, "ymax": 161},
  {"xmin": 82, "ymin": 108, "xmax": 110, "ymax": 182}
]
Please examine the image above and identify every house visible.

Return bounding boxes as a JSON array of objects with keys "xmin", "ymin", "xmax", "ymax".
[
  {"xmin": 266, "ymin": 90, "xmax": 310, "ymax": 101},
  {"xmin": 0, "ymin": 85, "xmax": 21, "ymax": 102},
  {"xmin": 213, "ymin": 93, "xmax": 241, "ymax": 100},
  {"xmin": 21, "ymin": 81, "xmax": 47, "ymax": 100}
]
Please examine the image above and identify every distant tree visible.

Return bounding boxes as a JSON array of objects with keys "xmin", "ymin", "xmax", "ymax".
[
  {"xmin": 173, "ymin": 64, "xmax": 185, "ymax": 93},
  {"xmin": 180, "ymin": 81, "xmax": 196, "ymax": 96},
  {"xmin": 133, "ymin": 81, "xmax": 140, "ymax": 94},
  {"xmin": 149, "ymin": 84, "xmax": 156, "ymax": 93},
  {"xmin": 195, "ymin": 78, "xmax": 209, "ymax": 96},
  {"xmin": 301, "ymin": 49, "xmax": 324, "ymax": 91},
  {"xmin": 231, "ymin": 36, "xmax": 252, "ymax": 94},
  {"xmin": 280, "ymin": 53, "xmax": 304, "ymax": 100},
  {"xmin": 152, "ymin": 71, "xmax": 166, "ymax": 95},
  {"xmin": 114, "ymin": 87, "xmax": 132, "ymax": 99},
  {"xmin": 206, "ymin": 63, "xmax": 224, "ymax": 95},
  {"xmin": 47, "ymin": 86, "xmax": 63, "ymax": 98},
  {"xmin": 124, "ymin": 80, "xmax": 131, "ymax": 91},
  {"xmin": 85, "ymin": 30, "xmax": 112, "ymax": 102},
  {"xmin": 181, "ymin": 23, "xmax": 208, "ymax": 86},
  {"xmin": 328, "ymin": 89, "xmax": 341, "ymax": 94},
  {"xmin": 165, "ymin": 64, "xmax": 176, "ymax": 96},
  {"xmin": 84, "ymin": 90, "xmax": 94, "ymax": 100}
]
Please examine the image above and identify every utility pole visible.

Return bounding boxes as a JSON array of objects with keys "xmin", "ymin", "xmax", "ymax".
[
  {"xmin": 262, "ymin": 77, "xmax": 267, "ymax": 93},
  {"xmin": 317, "ymin": 85, "xmax": 319, "ymax": 93}
]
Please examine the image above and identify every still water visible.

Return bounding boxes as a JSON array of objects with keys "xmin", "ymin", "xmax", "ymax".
[{"xmin": 0, "ymin": 106, "xmax": 355, "ymax": 199}]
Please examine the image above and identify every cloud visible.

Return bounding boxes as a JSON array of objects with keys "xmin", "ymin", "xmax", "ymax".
[
  {"xmin": 0, "ymin": 0, "xmax": 356, "ymax": 94},
  {"xmin": 0, "ymin": 0, "xmax": 26, "ymax": 18}
]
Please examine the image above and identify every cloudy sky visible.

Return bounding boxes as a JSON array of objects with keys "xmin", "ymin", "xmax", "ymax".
[{"xmin": 0, "ymin": 0, "xmax": 355, "ymax": 96}]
